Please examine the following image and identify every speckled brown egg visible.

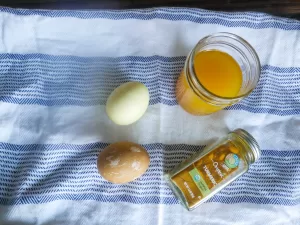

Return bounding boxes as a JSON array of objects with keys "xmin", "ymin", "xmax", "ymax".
[{"xmin": 97, "ymin": 141, "xmax": 150, "ymax": 184}]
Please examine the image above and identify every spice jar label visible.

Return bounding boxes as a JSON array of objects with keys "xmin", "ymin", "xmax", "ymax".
[
  {"xmin": 225, "ymin": 153, "xmax": 240, "ymax": 168},
  {"xmin": 189, "ymin": 168, "xmax": 210, "ymax": 197}
]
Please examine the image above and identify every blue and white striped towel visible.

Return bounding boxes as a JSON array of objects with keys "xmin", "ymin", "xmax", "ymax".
[{"xmin": 0, "ymin": 6, "xmax": 299, "ymax": 225}]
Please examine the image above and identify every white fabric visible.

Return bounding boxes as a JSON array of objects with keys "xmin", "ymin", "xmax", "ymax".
[
  {"xmin": 0, "ymin": 7, "xmax": 299, "ymax": 225},
  {"xmin": 1, "ymin": 201, "xmax": 300, "ymax": 225}
]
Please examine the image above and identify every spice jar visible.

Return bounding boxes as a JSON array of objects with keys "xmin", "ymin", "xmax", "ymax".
[
  {"xmin": 176, "ymin": 33, "xmax": 261, "ymax": 115},
  {"xmin": 164, "ymin": 129, "xmax": 260, "ymax": 211}
]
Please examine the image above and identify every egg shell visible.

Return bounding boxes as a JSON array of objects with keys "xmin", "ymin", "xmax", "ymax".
[
  {"xmin": 97, "ymin": 141, "xmax": 150, "ymax": 184},
  {"xmin": 106, "ymin": 82, "xmax": 149, "ymax": 125}
]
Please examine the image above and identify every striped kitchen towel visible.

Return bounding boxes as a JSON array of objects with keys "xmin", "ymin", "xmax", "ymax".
[{"xmin": 0, "ymin": 7, "xmax": 300, "ymax": 225}]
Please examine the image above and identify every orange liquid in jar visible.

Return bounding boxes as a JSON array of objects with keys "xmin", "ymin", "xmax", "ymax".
[{"xmin": 176, "ymin": 50, "xmax": 243, "ymax": 115}]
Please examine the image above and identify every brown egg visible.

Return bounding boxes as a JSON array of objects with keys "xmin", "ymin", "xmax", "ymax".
[{"xmin": 97, "ymin": 141, "xmax": 150, "ymax": 184}]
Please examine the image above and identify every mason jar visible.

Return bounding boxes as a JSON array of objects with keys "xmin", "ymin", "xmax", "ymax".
[{"xmin": 176, "ymin": 33, "xmax": 261, "ymax": 115}]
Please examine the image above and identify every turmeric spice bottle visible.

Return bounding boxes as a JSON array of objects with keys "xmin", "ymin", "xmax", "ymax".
[{"xmin": 165, "ymin": 129, "xmax": 260, "ymax": 210}]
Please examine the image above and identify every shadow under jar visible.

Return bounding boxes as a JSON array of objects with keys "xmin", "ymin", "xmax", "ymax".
[{"xmin": 176, "ymin": 33, "xmax": 261, "ymax": 115}]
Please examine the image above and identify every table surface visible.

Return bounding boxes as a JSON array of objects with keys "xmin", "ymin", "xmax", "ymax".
[{"xmin": 0, "ymin": 0, "xmax": 299, "ymax": 19}]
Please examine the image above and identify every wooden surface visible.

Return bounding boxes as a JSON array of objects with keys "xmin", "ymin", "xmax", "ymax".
[{"xmin": 0, "ymin": 0, "xmax": 299, "ymax": 19}]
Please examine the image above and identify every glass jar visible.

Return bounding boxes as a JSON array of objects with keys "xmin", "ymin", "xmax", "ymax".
[
  {"xmin": 164, "ymin": 129, "xmax": 260, "ymax": 211},
  {"xmin": 176, "ymin": 33, "xmax": 261, "ymax": 115}
]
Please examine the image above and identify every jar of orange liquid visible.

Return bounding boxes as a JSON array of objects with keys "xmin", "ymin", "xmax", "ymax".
[{"xmin": 176, "ymin": 33, "xmax": 261, "ymax": 115}]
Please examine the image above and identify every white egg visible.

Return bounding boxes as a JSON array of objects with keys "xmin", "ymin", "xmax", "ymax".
[{"xmin": 106, "ymin": 82, "xmax": 149, "ymax": 125}]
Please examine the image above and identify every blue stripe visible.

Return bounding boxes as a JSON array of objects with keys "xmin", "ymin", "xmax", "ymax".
[
  {"xmin": 0, "ymin": 7, "xmax": 286, "ymax": 20},
  {"xmin": 0, "ymin": 54, "xmax": 299, "ymax": 70},
  {"xmin": 0, "ymin": 7, "xmax": 294, "ymax": 20},
  {"xmin": 0, "ymin": 142, "xmax": 298, "ymax": 162},
  {"xmin": 0, "ymin": 7, "xmax": 299, "ymax": 30},
  {"xmin": 150, "ymin": 8, "xmax": 298, "ymax": 21},
  {"xmin": 0, "ymin": 194, "xmax": 299, "ymax": 206},
  {"xmin": 0, "ymin": 194, "xmax": 178, "ymax": 205},
  {"xmin": 0, "ymin": 77, "xmax": 297, "ymax": 97},
  {"xmin": 225, "ymin": 104, "xmax": 300, "ymax": 116},
  {"xmin": 208, "ymin": 196, "xmax": 300, "ymax": 205},
  {"xmin": 0, "ymin": 54, "xmax": 186, "ymax": 62},
  {"xmin": 1, "ymin": 142, "xmax": 300, "ymax": 206},
  {"xmin": 0, "ymin": 54, "xmax": 299, "ymax": 115},
  {"xmin": 0, "ymin": 53, "xmax": 298, "ymax": 73}
]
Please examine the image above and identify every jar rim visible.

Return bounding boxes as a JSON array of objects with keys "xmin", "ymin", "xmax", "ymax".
[{"xmin": 188, "ymin": 32, "xmax": 261, "ymax": 101}]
